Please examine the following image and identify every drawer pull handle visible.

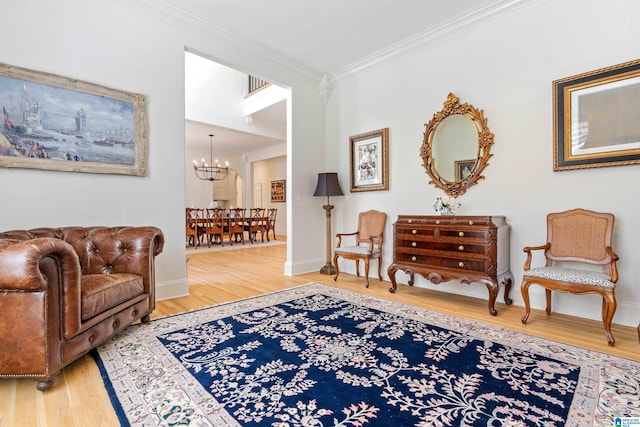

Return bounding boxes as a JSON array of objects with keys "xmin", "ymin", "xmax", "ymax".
[
  {"xmin": 411, "ymin": 256, "xmax": 417, "ymax": 261},
  {"xmin": 436, "ymin": 220, "xmax": 440, "ymax": 225},
  {"xmin": 407, "ymin": 219, "xmax": 412, "ymax": 224},
  {"xmin": 412, "ymin": 229, "xmax": 417, "ymax": 234},
  {"xmin": 459, "ymin": 231, "xmax": 464, "ymax": 237},
  {"xmin": 458, "ymin": 245, "xmax": 464, "ymax": 251},
  {"xmin": 468, "ymin": 220, "xmax": 474, "ymax": 225},
  {"xmin": 458, "ymin": 262, "xmax": 464, "ymax": 268},
  {"xmin": 411, "ymin": 242, "xmax": 417, "ymax": 247}
]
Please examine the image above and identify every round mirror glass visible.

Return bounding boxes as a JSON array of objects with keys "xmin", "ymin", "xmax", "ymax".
[{"xmin": 431, "ymin": 114, "xmax": 478, "ymax": 182}]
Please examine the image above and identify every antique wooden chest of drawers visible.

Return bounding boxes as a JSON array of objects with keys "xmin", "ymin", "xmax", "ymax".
[{"xmin": 387, "ymin": 215, "xmax": 512, "ymax": 315}]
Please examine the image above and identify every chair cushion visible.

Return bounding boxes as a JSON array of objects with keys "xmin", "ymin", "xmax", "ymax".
[
  {"xmin": 336, "ymin": 246, "xmax": 380, "ymax": 256},
  {"xmin": 524, "ymin": 267, "xmax": 615, "ymax": 288},
  {"xmin": 81, "ymin": 273, "xmax": 144, "ymax": 321}
]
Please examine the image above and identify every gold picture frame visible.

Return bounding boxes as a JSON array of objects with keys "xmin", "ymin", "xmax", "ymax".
[
  {"xmin": 454, "ymin": 159, "xmax": 476, "ymax": 182},
  {"xmin": 270, "ymin": 179, "xmax": 285, "ymax": 202},
  {"xmin": 554, "ymin": 58, "xmax": 640, "ymax": 171},
  {"xmin": 0, "ymin": 63, "xmax": 147, "ymax": 176},
  {"xmin": 349, "ymin": 127, "xmax": 389, "ymax": 192}
]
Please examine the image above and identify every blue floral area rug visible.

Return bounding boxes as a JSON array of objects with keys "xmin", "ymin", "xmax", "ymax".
[{"xmin": 95, "ymin": 282, "xmax": 640, "ymax": 426}]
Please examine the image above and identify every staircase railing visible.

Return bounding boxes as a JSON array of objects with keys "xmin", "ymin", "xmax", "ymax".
[{"xmin": 248, "ymin": 76, "xmax": 270, "ymax": 95}]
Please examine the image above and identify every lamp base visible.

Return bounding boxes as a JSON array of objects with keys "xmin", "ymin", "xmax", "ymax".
[{"xmin": 319, "ymin": 263, "xmax": 336, "ymax": 275}]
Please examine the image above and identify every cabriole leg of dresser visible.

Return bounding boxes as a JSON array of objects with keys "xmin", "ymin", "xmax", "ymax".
[
  {"xmin": 483, "ymin": 280, "xmax": 499, "ymax": 316},
  {"xmin": 387, "ymin": 264, "xmax": 399, "ymax": 293},
  {"xmin": 499, "ymin": 271, "xmax": 514, "ymax": 305},
  {"xmin": 387, "ymin": 263, "xmax": 415, "ymax": 293}
]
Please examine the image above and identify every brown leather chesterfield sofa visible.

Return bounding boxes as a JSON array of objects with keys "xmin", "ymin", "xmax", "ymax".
[{"xmin": 0, "ymin": 226, "xmax": 164, "ymax": 391}]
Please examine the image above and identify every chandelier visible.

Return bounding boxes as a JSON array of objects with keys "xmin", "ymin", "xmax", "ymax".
[{"xmin": 193, "ymin": 134, "xmax": 229, "ymax": 181}]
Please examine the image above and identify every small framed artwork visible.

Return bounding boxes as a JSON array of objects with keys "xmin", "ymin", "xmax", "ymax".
[
  {"xmin": 0, "ymin": 62, "xmax": 147, "ymax": 176},
  {"xmin": 349, "ymin": 127, "xmax": 389, "ymax": 192},
  {"xmin": 270, "ymin": 179, "xmax": 285, "ymax": 202},
  {"xmin": 554, "ymin": 58, "xmax": 640, "ymax": 171},
  {"xmin": 454, "ymin": 159, "xmax": 475, "ymax": 181}
]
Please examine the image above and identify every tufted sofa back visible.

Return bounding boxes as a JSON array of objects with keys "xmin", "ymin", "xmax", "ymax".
[
  {"xmin": 0, "ymin": 226, "xmax": 163, "ymax": 272},
  {"xmin": 0, "ymin": 226, "xmax": 164, "ymax": 298}
]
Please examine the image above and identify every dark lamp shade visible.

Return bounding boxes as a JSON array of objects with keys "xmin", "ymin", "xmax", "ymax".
[{"xmin": 313, "ymin": 172, "xmax": 344, "ymax": 197}]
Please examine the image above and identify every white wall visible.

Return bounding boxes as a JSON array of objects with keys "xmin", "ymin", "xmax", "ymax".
[
  {"xmin": 185, "ymin": 52, "xmax": 285, "ymax": 141},
  {"xmin": 0, "ymin": 0, "xmax": 328, "ymax": 298},
  {"xmin": 254, "ymin": 156, "xmax": 287, "ymax": 236},
  {"xmin": 326, "ymin": 0, "xmax": 640, "ymax": 326}
]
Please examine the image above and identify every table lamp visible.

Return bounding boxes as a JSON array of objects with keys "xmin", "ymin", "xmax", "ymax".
[{"xmin": 313, "ymin": 172, "xmax": 344, "ymax": 274}]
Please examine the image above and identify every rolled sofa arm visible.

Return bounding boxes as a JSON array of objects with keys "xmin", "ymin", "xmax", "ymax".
[{"xmin": 0, "ymin": 238, "xmax": 81, "ymax": 292}]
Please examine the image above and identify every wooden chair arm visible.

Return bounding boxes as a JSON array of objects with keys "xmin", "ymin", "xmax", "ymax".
[
  {"xmin": 335, "ymin": 231, "xmax": 358, "ymax": 248},
  {"xmin": 522, "ymin": 242, "xmax": 550, "ymax": 271},
  {"xmin": 367, "ymin": 233, "xmax": 384, "ymax": 252},
  {"xmin": 607, "ymin": 246, "xmax": 619, "ymax": 283}
]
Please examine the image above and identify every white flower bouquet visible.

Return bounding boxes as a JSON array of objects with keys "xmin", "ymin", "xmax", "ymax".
[{"xmin": 433, "ymin": 195, "xmax": 460, "ymax": 215}]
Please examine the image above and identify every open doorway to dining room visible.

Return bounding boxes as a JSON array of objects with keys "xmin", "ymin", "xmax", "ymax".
[{"xmin": 184, "ymin": 49, "xmax": 289, "ymax": 253}]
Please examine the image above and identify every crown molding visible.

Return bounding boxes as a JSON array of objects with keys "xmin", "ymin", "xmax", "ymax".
[
  {"xmin": 330, "ymin": 0, "xmax": 545, "ymax": 81},
  {"xmin": 133, "ymin": 0, "xmax": 323, "ymax": 82},
  {"xmin": 244, "ymin": 143, "xmax": 287, "ymax": 163}
]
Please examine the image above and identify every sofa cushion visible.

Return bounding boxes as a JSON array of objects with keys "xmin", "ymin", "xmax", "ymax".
[{"xmin": 81, "ymin": 274, "xmax": 144, "ymax": 321}]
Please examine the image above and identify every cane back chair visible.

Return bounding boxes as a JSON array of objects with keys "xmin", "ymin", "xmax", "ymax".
[
  {"xmin": 333, "ymin": 210, "xmax": 386, "ymax": 288},
  {"xmin": 520, "ymin": 208, "xmax": 619, "ymax": 345}
]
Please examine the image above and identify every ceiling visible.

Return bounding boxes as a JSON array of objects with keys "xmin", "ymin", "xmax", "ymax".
[
  {"xmin": 186, "ymin": 117, "xmax": 285, "ymax": 160},
  {"xmin": 168, "ymin": 0, "xmax": 514, "ymax": 76},
  {"xmin": 178, "ymin": 0, "xmax": 525, "ymax": 155}
]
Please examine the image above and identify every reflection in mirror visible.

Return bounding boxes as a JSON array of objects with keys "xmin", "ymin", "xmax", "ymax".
[
  {"xmin": 421, "ymin": 93, "xmax": 494, "ymax": 197},
  {"xmin": 432, "ymin": 114, "xmax": 477, "ymax": 182}
]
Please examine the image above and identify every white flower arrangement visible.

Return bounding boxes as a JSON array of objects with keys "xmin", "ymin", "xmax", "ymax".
[{"xmin": 433, "ymin": 195, "xmax": 460, "ymax": 215}]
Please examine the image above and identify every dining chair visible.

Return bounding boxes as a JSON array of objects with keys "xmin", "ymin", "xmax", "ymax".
[
  {"xmin": 228, "ymin": 207, "xmax": 246, "ymax": 245},
  {"xmin": 205, "ymin": 208, "xmax": 226, "ymax": 247},
  {"xmin": 266, "ymin": 208, "xmax": 277, "ymax": 241},
  {"xmin": 520, "ymin": 208, "xmax": 619, "ymax": 345},
  {"xmin": 333, "ymin": 209, "xmax": 386, "ymax": 288},
  {"xmin": 185, "ymin": 207, "xmax": 205, "ymax": 248},
  {"xmin": 246, "ymin": 208, "xmax": 266, "ymax": 243}
]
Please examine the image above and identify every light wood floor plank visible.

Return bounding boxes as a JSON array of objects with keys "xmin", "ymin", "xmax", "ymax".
[{"xmin": 1, "ymin": 239, "xmax": 637, "ymax": 425}]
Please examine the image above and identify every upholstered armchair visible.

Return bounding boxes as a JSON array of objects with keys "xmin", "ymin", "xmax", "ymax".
[
  {"xmin": 520, "ymin": 209, "xmax": 619, "ymax": 345},
  {"xmin": 0, "ymin": 226, "xmax": 164, "ymax": 390},
  {"xmin": 333, "ymin": 210, "xmax": 387, "ymax": 288}
]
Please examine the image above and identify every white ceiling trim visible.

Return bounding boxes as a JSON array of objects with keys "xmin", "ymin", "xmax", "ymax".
[
  {"xmin": 136, "ymin": 0, "xmax": 324, "ymax": 81},
  {"xmin": 243, "ymin": 143, "xmax": 287, "ymax": 163},
  {"xmin": 330, "ymin": 0, "xmax": 545, "ymax": 81}
]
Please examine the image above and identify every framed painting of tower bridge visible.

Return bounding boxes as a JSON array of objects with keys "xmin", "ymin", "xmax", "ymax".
[{"xmin": 0, "ymin": 62, "xmax": 147, "ymax": 176}]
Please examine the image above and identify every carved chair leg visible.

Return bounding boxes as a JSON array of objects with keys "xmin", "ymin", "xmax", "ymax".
[
  {"xmin": 520, "ymin": 280, "xmax": 532, "ymax": 324},
  {"xmin": 355, "ymin": 260, "xmax": 360, "ymax": 277},
  {"xmin": 333, "ymin": 254, "xmax": 340, "ymax": 282},
  {"xmin": 364, "ymin": 259, "xmax": 370, "ymax": 288},
  {"xmin": 377, "ymin": 257, "xmax": 382, "ymax": 280},
  {"xmin": 545, "ymin": 289, "xmax": 552, "ymax": 316},
  {"xmin": 602, "ymin": 293, "xmax": 617, "ymax": 346}
]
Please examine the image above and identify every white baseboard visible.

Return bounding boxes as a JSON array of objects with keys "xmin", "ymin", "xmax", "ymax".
[{"xmin": 156, "ymin": 279, "xmax": 189, "ymax": 301}]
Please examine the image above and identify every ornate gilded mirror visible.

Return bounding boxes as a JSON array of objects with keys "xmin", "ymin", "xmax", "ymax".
[{"xmin": 420, "ymin": 93, "xmax": 494, "ymax": 197}]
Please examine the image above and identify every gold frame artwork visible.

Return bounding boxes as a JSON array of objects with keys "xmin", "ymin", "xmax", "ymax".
[
  {"xmin": 270, "ymin": 179, "xmax": 286, "ymax": 202},
  {"xmin": 349, "ymin": 127, "xmax": 389, "ymax": 192},
  {"xmin": 0, "ymin": 63, "xmax": 147, "ymax": 176},
  {"xmin": 554, "ymin": 58, "xmax": 640, "ymax": 171},
  {"xmin": 454, "ymin": 159, "xmax": 476, "ymax": 182}
]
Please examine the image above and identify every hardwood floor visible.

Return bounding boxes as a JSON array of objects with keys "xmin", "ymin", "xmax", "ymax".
[{"xmin": 1, "ymin": 239, "xmax": 638, "ymax": 426}]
